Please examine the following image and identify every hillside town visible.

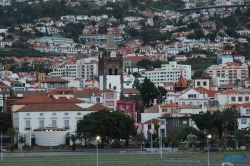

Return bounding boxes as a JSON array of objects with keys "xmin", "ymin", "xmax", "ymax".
[{"xmin": 0, "ymin": 0, "xmax": 250, "ymax": 156}]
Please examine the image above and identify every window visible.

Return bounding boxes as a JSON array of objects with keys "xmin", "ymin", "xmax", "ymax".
[
  {"xmin": 52, "ymin": 120, "xmax": 57, "ymax": 128},
  {"xmin": 246, "ymin": 109, "xmax": 250, "ymax": 114},
  {"xmin": 40, "ymin": 113, "xmax": 44, "ymax": 116},
  {"xmin": 52, "ymin": 113, "xmax": 56, "ymax": 116},
  {"xmin": 25, "ymin": 121, "xmax": 30, "ymax": 130},
  {"xmin": 110, "ymin": 94, "xmax": 114, "ymax": 99},
  {"xmin": 39, "ymin": 120, "xmax": 44, "ymax": 128},
  {"xmin": 96, "ymin": 98, "xmax": 100, "ymax": 102},
  {"xmin": 77, "ymin": 112, "xmax": 81, "ymax": 115},
  {"xmin": 241, "ymin": 119, "xmax": 247, "ymax": 124},
  {"xmin": 203, "ymin": 81, "xmax": 207, "ymax": 86},
  {"xmin": 231, "ymin": 97, "xmax": 235, "ymax": 102},
  {"xmin": 113, "ymin": 86, "xmax": 116, "ymax": 90},
  {"xmin": 238, "ymin": 97, "xmax": 242, "ymax": 102},
  {"xmin": 191, "ymin": 120, "xmax": 195, "ymax": 125},
  {"xmin": 183, "ymin": 121, "xmax": 187, "ymax": 125},
  {"xmin": 119, "ymin": 105, "xmax": 123, "ymax": 110},
  {"xmin": 197, "ymin": 81, "xmax": 200, "ymax": 86},
  {"xmin": 26, "ymin": 113, "xmax": 30, "ymax": 116},
  {"xmin": 188, "ymin": 94, "xmax": 197, "ymax": 98},
  {"xmin": 245, "ymin": 97, "xmax": 249, "ymax": 102},
  {"xmin": 182, "ymin": 102, "xmax": 185, "ymax": 105},
  {"xmin": 148, "ymin": 124, "xmax": 151, "ymax": 129},
  {"xmin": 171, "ymin": 108, "xmax": 174, "ymax": 113},
  {"xmin": 126, "ymin": 105, "xmax": 130, "ymax": 109},
  {"xmin": 65, "ymin": 113, "xmax": 69, "ymax": 116},
  {"xmin": 160, "ymin": 120, "xmax": 165, "ymax": 125},
  {"xmin": 204, "ymin": 102, "xmax": 207, "ymax": 106},
  {"xmin": 106, "ymin": 94, "xmax": 110, "ymax": 99},
  {"xmin": 64, "ymin": 120, "xmax": 69, "ymax": 129},
  {"xmin": 106, "ymin": 101, "xmax": 114, "ymax": 106}
]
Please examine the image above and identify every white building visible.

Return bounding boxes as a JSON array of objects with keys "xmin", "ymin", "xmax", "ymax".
[
  {"xmin": 140, "ymin": 61, "xmax": 191, "ymax": 86},
  {"xmin": 50, "ymin": 57, "xmax": 98, "ymax": 80},
  {"xmin": 13, "ymin": 103, "xmax": 109, "ymax": 146}
]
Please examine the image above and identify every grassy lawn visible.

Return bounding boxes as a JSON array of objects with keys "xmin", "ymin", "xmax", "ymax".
[{"xmin": 1, "ymin": 151, "xmax": 250, "ymax": 166}]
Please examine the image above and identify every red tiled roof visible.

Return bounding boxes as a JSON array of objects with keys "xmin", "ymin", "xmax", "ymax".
[
  {"xmin": 0, "ymin": 83, "xmax": 11, "ymax": 88},
  {"xmin": 16, "ymin": 103, "xmax": 84, "ymax": 112},
  {"xmin": 175, "ymin": 73, "xmax": 188, "ymax": 87},
  {"xmin": 84, "ymin": 103, "xmax": 110, "ymax": 111},
  {"xmin": 123, "ymin": 56, "xmax": 149, "ymax": 61},
  {"xmin": 219, "ymin": 84, "xmax": 239, "ymax": 88},
  {"xmin": 195, "ymin": 87, "xmax": 220, "ymax": 98},
  {"xmin": 143, "ymin": 118, "xmax": 159, "ymax": 124},
  {"xmin": 42, "ymin": 77, "xmax": 69, "ymax": 83},
  {"xmin": 162, "ymin": 102, "xmax": 179, "ymax": 108},
  {"xmin": 13, "ymin": 94, "xmax": 83, "ymax": 104}
]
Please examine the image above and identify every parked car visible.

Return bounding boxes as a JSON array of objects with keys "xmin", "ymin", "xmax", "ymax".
[{"xmin": 0, "ymin": 146, "xmax": 6, "ymax": 152}]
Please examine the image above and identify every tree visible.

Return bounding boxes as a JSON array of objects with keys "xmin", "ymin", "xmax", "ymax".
[
  {"xmin": 191, "ymin": 111, "xmax": 223, "ymax": 138},
  {"xmin": 7, "ymin": 128, "xmax": 16, "ymax": 152},
  {"xmin": 18, "ymin": 135, "xmax": 25, "ymax": 153},
  {"xmin": 136, "ymin": 59, "xmax": 153, "ymax": 70},
  {"xmin": 144, "ymin": 0, "xmax": 153, "ymax": 8},
  {"xmin": 215, "ymin": 108, "xmax": 235, "ymax": 149},
  {"xmin": 152, "ymin": 59, "xmax": 162, "ymax": 68},
  {"xmin": 0, "ymin": 112, "xmax": 12, "ymax": 133},
  {"xmin": 138, "ymin": 77, "xmax": 157, "ymax": 106},
  {"xmin": 70, "ymin": 134, "xmax": 78, "ymax": 151},
  {"xmin": 127, "ymin": 28, "xmax": 140, "ymax": 38},
  {"xmin": 76, "ymin": 110, "xmax": 136, "ymax": 148}
]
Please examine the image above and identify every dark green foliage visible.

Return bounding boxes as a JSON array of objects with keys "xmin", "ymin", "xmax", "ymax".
[
  {"xmin": 0, "ymin": 112, "xmax": 12, "ymax": 133},
  {"xmin": 76, "ymin": 110, "xmax": 136, "ymax": 148},
  {"xmin": 133, "ymin": 77, "xmax": 166, "ymax": 106},
  {"xmin": 136, "ymin": 59, "xmax": 162, "ymax": 70}
]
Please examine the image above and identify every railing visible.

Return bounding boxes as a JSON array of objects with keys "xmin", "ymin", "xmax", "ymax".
[
  {"xmin": 24, "ymin": 127, "xmax": 32, "ymax": 131},
  {"xmin": 64, "ymin": 126, "xmax": 71, "ymax": 130}
]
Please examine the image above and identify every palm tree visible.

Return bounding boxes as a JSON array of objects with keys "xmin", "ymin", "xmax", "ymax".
[
  {"xmin": 18, "ymin": 135, "xmax": 25, "ymax": 153},
  {"xmin": 6, "ymin": 128, "xmax": 16, "ymax": 152},
  {"xmin": 216, "ymin": 108, "xmax": 235, "ymax": 149},
  {"xmin": 70, "ymin": 134, "xmax": 78, "ymax": 151}
]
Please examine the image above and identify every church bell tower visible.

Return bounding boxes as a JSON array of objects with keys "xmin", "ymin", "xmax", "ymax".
[{"xmin": 98, "ymin": 31, "xmax": 123, "ymax": 99}]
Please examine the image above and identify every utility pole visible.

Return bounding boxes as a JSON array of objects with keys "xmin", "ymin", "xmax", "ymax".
[{"xmin": 234, "ymin": 106, "xmax": 237, "ymax": 149}]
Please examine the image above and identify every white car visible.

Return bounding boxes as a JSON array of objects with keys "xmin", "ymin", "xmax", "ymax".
[{"xmin": 0, "ymin": 148, "xmax": 6, "ymax": 152}]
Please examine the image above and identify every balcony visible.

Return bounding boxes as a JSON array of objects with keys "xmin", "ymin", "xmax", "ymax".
[
  {"xmin": 64, "ymin": 126, "xmax": 71, "ymax": 130},
  {"xmin": 24, "ymin": 127, "xmax": 32, "ymax": 131}
]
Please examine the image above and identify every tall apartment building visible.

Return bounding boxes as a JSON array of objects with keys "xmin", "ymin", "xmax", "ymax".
[
  {"xmin": 50, "ymin": 57, "xmax": 98, "ymax": 80},
  {"xmin": 206, "ymin": 62, "xmax": 248, "ymax": 85},
  {"xmin": 140, "ymin": 61, "xmax": 191, "ymax": 86}
]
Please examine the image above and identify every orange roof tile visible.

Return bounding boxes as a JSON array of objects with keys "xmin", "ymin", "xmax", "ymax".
[
  {"xmin": 123, "ymin": 56, "xmax": 149, "ymax": 61},
  {"xmin": 16, "ymin": 103, "xmax": 84, "ymax": 112},
  {"xmin": 175, "ymin": 73, "xmax": 188, "ymax": 87}
]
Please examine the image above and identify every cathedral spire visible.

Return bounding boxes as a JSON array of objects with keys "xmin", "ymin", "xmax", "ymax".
[{"xmin": 105, "ymin": 31, "xmax": 116, "ymax": 50}]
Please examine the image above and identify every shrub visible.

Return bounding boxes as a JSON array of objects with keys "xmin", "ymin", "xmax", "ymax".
[{"xmin": 110, "ymin": 140, "xmax": 123, "ymax": 148}]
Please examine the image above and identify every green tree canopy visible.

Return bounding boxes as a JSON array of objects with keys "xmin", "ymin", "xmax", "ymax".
[
  {"xmin": 76, "ymin": 110, "xmax": 136, "ymax": 148},
  {"xmin": 0, "ymin": 112, "xmax": 12, "ymax": 133}
]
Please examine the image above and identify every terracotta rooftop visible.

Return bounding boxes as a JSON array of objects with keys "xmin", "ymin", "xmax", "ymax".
[
  {"xmin": 16, "ymin": 103, "xmax": 84, "ymax": 112},
  {"xmin": 219, "ymin": 84, "xmax": 239, "ymax": 88},
  {"xmin": 179, "ymin": 103, "xmax": 201, "ymax": 109},
  {"xmin": 84, "ymin": 103, "xmax": 110, "ymax": 111},
  {"xmin": 143, "ymin": 118, "xmax": 159, "ymax": 124},
  {"xmin": 42, "ymin": 77, "xmax": 69, "ymax": 83},
  {"xmin": 144, "ymin": 104, "xmax": 160, "ymax": 113},
  {"xmin": 13, "ymin": 94, "xmax": 83, "ymax": 104},
  {"xmin": 195, "ymin": 87, "xmax": 220, "ymax": 98},
  {"xmin": 162, "ymin": 102, "xmax": 179, "ymax": 108},
  {"xmin": 123, "ymin": 88, "xmax": 140, "ymax": 94},
  {"xmin": 175, "ymin": 73, "xmax": 188, "ymax": 87},
  {"xmin": 123, "ymin": 56, "xmax": 149, "ymax": 61}
]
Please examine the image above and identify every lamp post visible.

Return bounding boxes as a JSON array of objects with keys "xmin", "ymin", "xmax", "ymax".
[
  {"xmin": 96, "ymin": 136, "xmax": 100, "ymax": 166},
  {"xmin": 1, "ymin": 131, "xmax": 2, "ymax": 162},
  {"xmin": 151, "ymin": 119, "xmax": 153, "ymax": 153},
  {"xmin": 207, "ymin": 135, "xmax": 211, "ymax": 166}
]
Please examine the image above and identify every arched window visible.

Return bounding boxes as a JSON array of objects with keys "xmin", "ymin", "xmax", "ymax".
[
  {"xmin": 109, "ymin": 68, "xmax": 112, "ymax": 75},
  {"xmin": 115, "ymin": 68, "xmax": 118, "ymax": 75}
]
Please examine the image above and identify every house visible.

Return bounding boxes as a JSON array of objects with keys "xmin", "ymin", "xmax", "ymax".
[
  {"xmin": 13, "ymin": 103, "xmax": 110, "ymax": 146},
  {"xmin": 200, "ymin": 21, "xmax": 216, "ymax": 30}
]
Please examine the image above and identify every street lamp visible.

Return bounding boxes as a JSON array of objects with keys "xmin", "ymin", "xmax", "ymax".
[
  {"xmin": 96, "ymin": 136, "xmax": 100, "ymax": 166},
  {"xmin": 207, "ymin": 135, "xmax": 211, "ymax": 166}
]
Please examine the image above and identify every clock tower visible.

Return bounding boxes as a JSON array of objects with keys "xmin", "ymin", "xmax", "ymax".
[{"xmin": 98, "ymin": 31, "xmax": 123, "ymax": 99}]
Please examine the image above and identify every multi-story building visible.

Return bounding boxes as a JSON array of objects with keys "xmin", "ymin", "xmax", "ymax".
[
  {"xmin": 140, "ymin": 61, "xmax": 191, "ymax": 86},
  {"xmin": 50, "ymin": 57, "xmax": 98, "ymax": 80},
  {"xmin": 78, "ymin": 33, "xmax": 124, "ymax": 44},
  {"xmin": 206, "ymin": 62, "xmax": 248, "ymax": 85}
]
